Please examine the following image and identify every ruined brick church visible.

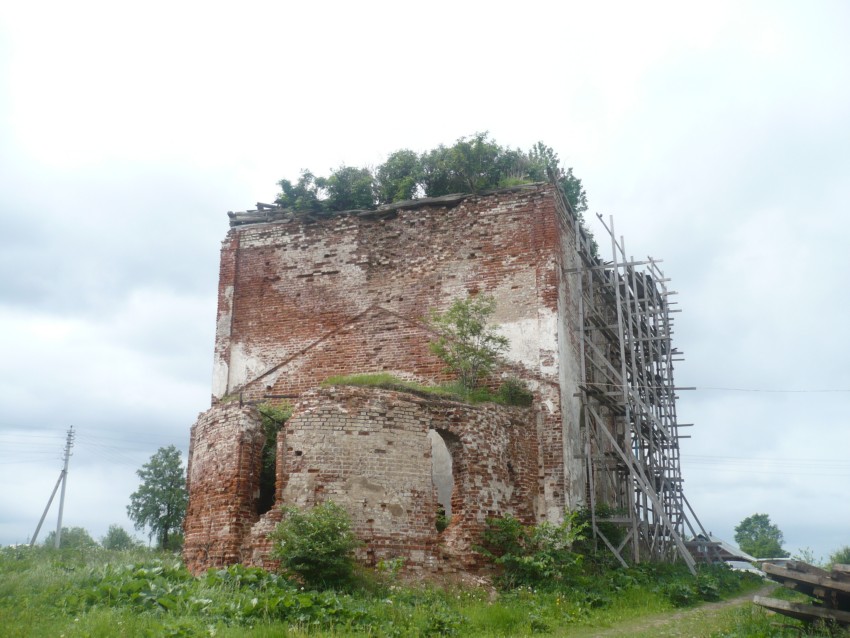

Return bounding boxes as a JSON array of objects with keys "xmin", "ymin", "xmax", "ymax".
[{"xmin": 183, "ymin": 182, "xmax": 700, "ymax": 575}]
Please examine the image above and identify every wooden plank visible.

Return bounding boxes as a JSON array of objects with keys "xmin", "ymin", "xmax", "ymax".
[
  {"xmin": 763, "ymin": 563, "xmax": 850, "ymax": 594},
  {"xmin": 784, "ymin": 560, "xmax": 831, "ymax": 578},
  {"xmin": 753, "ymin": 596, "xmax": 850, "ymax": 626},
  {"xmin": 833, "ymin": 564, "xmax": 850, "ymax": 580}
]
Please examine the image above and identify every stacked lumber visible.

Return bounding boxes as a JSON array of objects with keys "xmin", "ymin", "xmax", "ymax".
[{"xmin": 754, "ymin": 561, "xmax": 850, "ymax": 627}]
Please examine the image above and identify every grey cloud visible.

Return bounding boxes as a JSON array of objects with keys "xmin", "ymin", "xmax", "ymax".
[{"xmin": 0, "ymin": 163, "xmax": 227, "ymax": 317}]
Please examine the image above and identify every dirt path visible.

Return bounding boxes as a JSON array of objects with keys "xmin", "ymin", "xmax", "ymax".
[{"xmin": 580, "ymin": 584, "xmax": 776, "ymax": 637}]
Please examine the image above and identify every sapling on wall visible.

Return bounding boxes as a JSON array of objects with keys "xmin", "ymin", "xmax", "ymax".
[{"xmin": 428, "ymin": 294, "xmax": 509, "ymax": 392}]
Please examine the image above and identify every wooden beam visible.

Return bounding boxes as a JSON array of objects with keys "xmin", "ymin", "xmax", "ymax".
[
  {"xmin": 754, "ymin": 596, "xmax": 850, "ymax": 626},
  {"xmin": 763, "ymin": 563, "xmax": 850, "ymax": 594}
]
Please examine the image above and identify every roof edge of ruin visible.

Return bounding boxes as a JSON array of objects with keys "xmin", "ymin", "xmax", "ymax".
[{"xmin": 226, "ymin": 182, "xmax": 551, "ymax": 227}]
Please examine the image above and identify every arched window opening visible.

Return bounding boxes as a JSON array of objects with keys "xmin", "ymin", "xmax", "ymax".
[{"xmin": 428, "ymin": 428, "xmax": 459, "ymax": 532}]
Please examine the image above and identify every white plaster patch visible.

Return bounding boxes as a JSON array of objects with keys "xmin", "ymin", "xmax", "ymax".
[
  {"xmin": 229, "ymin": 342, "xmax": 272, "ymax": 389},
  {"xmin": 212, "ymin": 360, "xmax": 229, "ymax": 399},
  {"xmin": 500, "ymin": 308, "xmax": 558, "ymax": 376},
  {"xmin": 212, "ymin": 285, "xmax": 234, "ymax": 398},
  {"xmin": 257, "ymin": 367, "xmax": 282, "ymax": 392}
]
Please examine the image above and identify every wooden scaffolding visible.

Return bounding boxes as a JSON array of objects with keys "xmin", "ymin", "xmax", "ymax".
[{"xmin": 565, "ymin": 206, "xmax": 712, "ymax": 573}]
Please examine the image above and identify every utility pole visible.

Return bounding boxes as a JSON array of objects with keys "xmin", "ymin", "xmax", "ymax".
[
  {"xmin": 30, "ymin": 426, "xmax": 75, "ymax": 547},
  {"xmin": 30, "ymin": 473, "xmax": 63, "ymax": 546},
  {"xmin": 54, "ymin": 426, "xmax": 75, "ymax": 548}
]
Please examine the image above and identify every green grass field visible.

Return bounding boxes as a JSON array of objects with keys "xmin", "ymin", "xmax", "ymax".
[{"xmin": 0, "ymin": 546, "xmax": 840, "ymax": 637}]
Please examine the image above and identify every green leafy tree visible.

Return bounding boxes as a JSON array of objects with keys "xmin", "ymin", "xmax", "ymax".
[
  {"xmin": 374, "ymin": 149, "xmax": 421, "ymax": 204},
  {"xmin": 275, "ymin": 169, "xmax": 323, "ymax": 212},
  {"xmin": 101, "ymin": 524, "xmax": 140, "ymax": 550},
  {"xmin": 444, "ymin": 132, "xmax": 503, "ymax": 193},
  {"xmin": 829, "ymin": 545, "xmax": 850, "ymax": 567},
  {"xmin": 269, "ymin": 501, "xmax": 360, "ymax": 589},
  {"xmin": 734, "ymin": 513, "xmax": 790, "ymax": 558},
  {"xmin": 559, "ymin": 167, "xmax": 588, "ymax": 215},
  {"xmin": 420, "ymin": 132, "xmax": 503, "ymax": 196},
  {"xmin": 525, "ymin": 142, "xmax": 561, "ymax": 181},
  {"xmin": 127, "ymin": 445, "xmax": 188, "ymax": 550},
  {"xmin": 317, "ymin": 165, "xmax": 375, "ymax": 211},
  {"xmin": 522, "ymin": 142, "xmax": 588, "ymax": 213},
  {"xmin": 43, "ymin": 526, "xmax": 97, "ymax": 549},
  {"xmin": 274, "ymin": 135, "xmax": 591, "ymax": 219},
  {"xmin": 419, "ymin": 143, "xmax": 459, "ymax": 196},
  {"xmin": 493, "ymin": 147, "xmax": 532, "ymax": 187},
  {"xmin": 429, "ymin": 295, "xmax": 509, "ymax": 391}
]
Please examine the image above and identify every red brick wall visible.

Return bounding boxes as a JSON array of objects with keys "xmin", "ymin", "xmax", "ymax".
[
  {"xmin": 184, "ymin": 403, "xmax": 264, "ymax": 570},
  {"xmin": 184, "ymin": 387, "xmax": 538, "ymax": 575},
  {"xmin": 213, "ymin": 185, "xmax": 565, "ymax": 402}
]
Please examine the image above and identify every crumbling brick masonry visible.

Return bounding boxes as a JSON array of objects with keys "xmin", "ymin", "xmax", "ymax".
[{"xmin": 184, "ymin": 183, "xmax": 590, "ymax": 575}]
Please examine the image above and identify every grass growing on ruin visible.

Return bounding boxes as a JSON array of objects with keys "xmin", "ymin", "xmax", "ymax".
[
  {"xmin": 0, "ymin": 544, "xmax": 815, "ymax": 638},
  {"xmin": 322, "ymin": 372, "xmax": 449, "ymax": 395},
  {"xmin": 322, "ymin": 373, "xmax": 533, "ymax": 406}
]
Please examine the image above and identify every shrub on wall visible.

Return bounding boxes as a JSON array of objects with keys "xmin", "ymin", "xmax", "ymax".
[
  {"xmin": 497, "ymin": 377, "xmax": 534, "ymax": 407},
  {"xmin": 269, "ymin": 501, "xmax": 361, "ymax": 589}
]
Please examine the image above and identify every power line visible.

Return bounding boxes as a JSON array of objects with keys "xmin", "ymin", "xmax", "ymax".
[
  {"xmin": 696, "ymin": 386, "xmax": 850, "ymax": 394},
  {"xmin": 685, "ymin": 467, "xmax": 850, "ymax": 478},
  {"xmin": 0, "ymin": 429, "xmax": 184, "ymax": 472},
  {"xmin": 682, "ymin": 454, "xmax": 850, "ymax": 477},
  {"xmin": 580, "ymin": 381, "xmax": 850, "ymax": 393},
  {"xmin": 684, "ymin": 454, "xmax": 848, "ymax": 464},
  {"xmin": 0, "ymin": 432, "xmax": 68, "ymax": 440}
]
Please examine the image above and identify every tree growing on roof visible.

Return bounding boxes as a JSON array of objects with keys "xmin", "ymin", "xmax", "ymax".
[
  {"xmin": 374, "ymin": 148, "xmax": 421, "ymax": 204},
  {"xmin": 317, "ymin": 165, "xmax": 375, "ymax": 211},
  {"xmin": 734, "ymin": 513, "xmax": 790, "ymax": 558},
  {"xmin": 419, "ymin": 132, "xmax": 504, "ymax": 195},
  {"xmin": 275, "ymin": 170, "xmax": 323, "ymax": 212},
  {"xmin": 274, "ymin": 134, "xmax": 590, "ymax": 216}
]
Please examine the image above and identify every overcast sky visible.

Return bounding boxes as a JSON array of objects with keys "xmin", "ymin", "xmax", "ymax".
[{"xmin": 1, "ymin": 0, "xmax": 848, "ymax": 560}]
